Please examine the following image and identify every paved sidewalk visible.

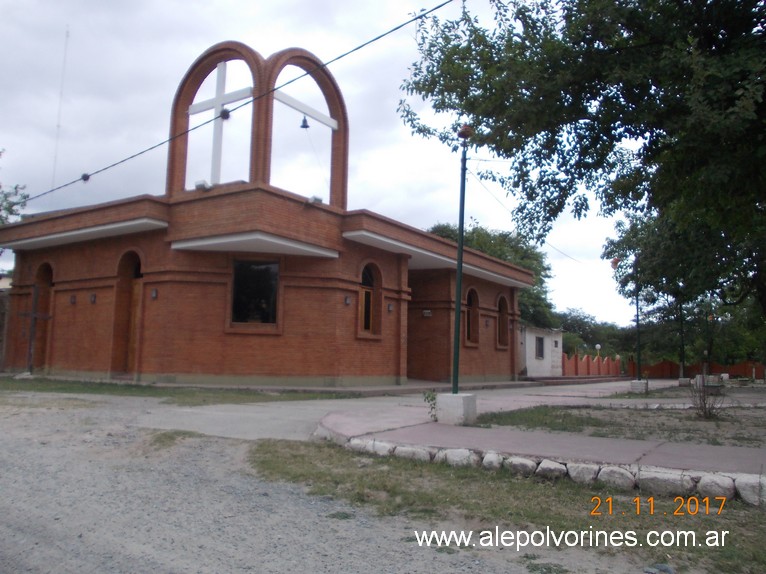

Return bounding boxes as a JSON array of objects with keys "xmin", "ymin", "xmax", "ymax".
[{"xmin": 135, "ymin": 378, "xmax": 766, "ymax": 477}]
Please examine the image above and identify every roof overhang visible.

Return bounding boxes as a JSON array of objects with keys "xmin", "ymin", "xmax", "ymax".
[
  {"xmin": 343, "ymin": 230, "xmax": 530, "ymax": 288},
  {"xmin": 172, "ymin": 231, "xmax": 339, "ymax": 258},
  {"xmin": 0, "ymin": 218, "xmax": 169, "ymax": 251}
]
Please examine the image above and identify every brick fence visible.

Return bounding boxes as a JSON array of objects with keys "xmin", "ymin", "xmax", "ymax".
[
  {"xmin": 627, "ymin": 359, "xmax": 765, "ymax": 380},
  {"xmin": 562, "ymin": 354, "xmax": 765, "ymax": 380},
  {"xmin": 561, "ymin": 354, "xmax": 622, "ymax": 377}
]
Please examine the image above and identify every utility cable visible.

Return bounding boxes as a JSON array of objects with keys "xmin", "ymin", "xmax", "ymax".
[
  {"xmin": 24, "ymin": 0, "xmax": 454, "ymax": 205},
  {"xmin": 467, "ymin": 168, "xmax": 584, "ymax": 264}
]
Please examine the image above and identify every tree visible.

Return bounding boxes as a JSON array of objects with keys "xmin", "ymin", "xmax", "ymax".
[
  {"xmin": 428, "ymin": 220, "xmax": 557, "ymax": 327},
  {"xmin": 604, "ymin": 209, "xmax": 766, "ymax": 368},
  {"xmin": 400, "ymin": 0, "xmax": 766, "ymax": 313},
  {"xmin": 555, "ymin": 308, "xmax": 627, "ymax": 358},
  {"xmin": 0, "ymin": 149, "xmax": 28, "ymax": 228}
]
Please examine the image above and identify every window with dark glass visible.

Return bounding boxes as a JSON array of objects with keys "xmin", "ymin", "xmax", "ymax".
[
  {"xmin": 361, "ymin": 264, "xmax": 375, "ymax": 332},
  {"xmin": 231, "ymin": 260, "xmax": 278, "ymax": 324},
  {"xmin": 535, "ymin": 336, "xmax": 545, "ymax": 359},
  {"xmin": 466, "ymin": 289, "xmax": 479, "ymax": 344},
  {"xmin": 497, "ymin": 296, "xmax": 509, "ymax": 347}
]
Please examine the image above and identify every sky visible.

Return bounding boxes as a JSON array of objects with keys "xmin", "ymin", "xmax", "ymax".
[{"xmin": 0, "ymin": 0, "xmax": 637, "ymax": 326}]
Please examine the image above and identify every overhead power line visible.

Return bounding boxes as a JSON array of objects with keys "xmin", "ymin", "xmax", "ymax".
[
  {"xmin": 467, "ymin": 168, "xmax": 584, "ymax": 264},
  {"xmin": 25, "ymin": 0, "xmax": 454, "ymax": 205}
]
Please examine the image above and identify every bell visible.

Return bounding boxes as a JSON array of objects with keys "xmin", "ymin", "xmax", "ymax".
[{"xmin": 300, "ymin": 115, "xmax": 310, "ymax": 129}]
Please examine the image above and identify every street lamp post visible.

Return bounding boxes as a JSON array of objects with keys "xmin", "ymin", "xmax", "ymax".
[
  {"xmin": 451, "ymin": 124, "xmax": 473, "ymax": 395},
  {"xmin": 635, "ymin": 283, "xmax": 642, "ymax": 380},
  {"xmin": 695, "ymin": 305, "xmax": 713, "ymax": 379},
  {"xmin": 679, "ymin": 303, "xmax": 686, "ymax": 379}
]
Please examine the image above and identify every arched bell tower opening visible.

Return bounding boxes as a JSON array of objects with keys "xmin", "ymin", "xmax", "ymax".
[
  {"xmin": 270, "ymin": 64, "xmax": 333, "ymax": 202},
  {"xmin": 185, "ymin": 59, "xmax": 254, "ymax": 188}
]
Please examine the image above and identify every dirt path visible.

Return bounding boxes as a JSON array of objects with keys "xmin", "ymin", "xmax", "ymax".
[{"xmin": 0, "ymin": 393, "xmax": 651, "ymax": 573}]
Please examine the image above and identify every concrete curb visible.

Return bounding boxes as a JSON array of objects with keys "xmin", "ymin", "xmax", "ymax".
[{"xmin": 312, "ymin": 426, "xmax": 765, "ymax": 507}]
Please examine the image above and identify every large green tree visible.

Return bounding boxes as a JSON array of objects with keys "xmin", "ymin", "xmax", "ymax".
[
  {"xmin": 400, "ymin": 0, "xmax": 766, "ymax": 313},
  {"xmin": 604, "ymin": 212, "xmax": 766, "ymax": 365},
  {"xmin": 428, "ymin": 221, "xmax": 557, "ymax": 327},
  {"xmin": 555, "ymin": 307, "xmax": 629, "ymax": 357}
]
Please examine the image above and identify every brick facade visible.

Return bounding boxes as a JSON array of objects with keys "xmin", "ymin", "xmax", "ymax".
[{"xmin": 0, "ymin": 42, "xmax": 534, "ymax": 386}]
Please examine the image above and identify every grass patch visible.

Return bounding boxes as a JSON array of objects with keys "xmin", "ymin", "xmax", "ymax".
[
  {"xmin": 475, "ymin": 404, "xmax": 766, "ymax": 448},
  {"xmin": 0, "ymin": 394, "xmax": 98, "ymax": 409},
  {"xmin": 249, "ymin": 439, "xmax": 766, "ymax": 574},
  {"xmin": 149, "ymin": 430, "xmax": 204, "ymax": 450},
  {"xmin": 521, "ymin": 554, "xmax": 571, "ymax": 574},
  {"xmin": 476, "ymin": 405, "xmax": 612, "ymax": 433},
  {"xmin": 607, "ymin": 386, "xmax": 690, "ymax": 400},
  {"xmin": 327, "ymin": 511, "xmax": 354, "ymax": 520},
  {"xmin": 0, "ymin": 377, "xmax": 361, "ymax": 406},
  {"xmin": 250, "ymin": 439, "xmax": 597, "ymax": 527}
]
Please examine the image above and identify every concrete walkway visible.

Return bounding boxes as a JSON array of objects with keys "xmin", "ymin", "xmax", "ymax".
[{"xmin": 135, "ymin": 378, "xmax": 766, "ymax": 476}]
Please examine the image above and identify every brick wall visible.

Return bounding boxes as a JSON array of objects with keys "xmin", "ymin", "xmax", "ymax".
[
  {"xmin": 4, "ymin": 223, "xmax": 414, "ymax": 384},
  {"xmin": 407, "ymin": 269, "xmax": 517, "ymax": 382}
]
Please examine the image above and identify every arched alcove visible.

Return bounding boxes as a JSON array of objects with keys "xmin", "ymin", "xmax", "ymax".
[
  {"xmin": 30, "ymin": 263, "xmax": 54, "ymax": 371},
  {"xmin": 111, "ymin": 251, "xmax": 143, "ymax": 375}
]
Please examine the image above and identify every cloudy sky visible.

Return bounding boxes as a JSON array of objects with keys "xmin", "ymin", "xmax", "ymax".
[{"xmin": 0, "ymin": 0, "xmax": 636, "ymax": 326}]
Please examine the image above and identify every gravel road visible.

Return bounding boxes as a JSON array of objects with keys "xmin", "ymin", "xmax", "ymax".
[{"xmin": 0, "ymin": 392, "xmax": 646, "ymax": 574}]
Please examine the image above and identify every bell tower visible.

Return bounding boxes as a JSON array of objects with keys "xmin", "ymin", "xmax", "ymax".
[{"xmin": 165, "ymin": 41, "xmax": 349, "ymax": 209}]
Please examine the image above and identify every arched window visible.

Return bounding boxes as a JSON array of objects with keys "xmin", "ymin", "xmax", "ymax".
[
  {"xmin": 497, "ymin": 296, "xmax": 510, "ymax": 347},
  {"xmin": 360, "ymin": 263, "xmax": 381, "ymax": 335},
  {"xmin": 465, "ymin": 288, "xmax": 479, "ymax": 344}
]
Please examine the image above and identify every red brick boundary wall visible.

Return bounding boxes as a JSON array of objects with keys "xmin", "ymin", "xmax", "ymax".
[
  {"xmin": 625, "ymin": 359, "xmax": 765, "ymax": 380},
  {"xmin": 561, "ymin": 354, "xmax": 622, "ymax": 377},
  {"xmin": 562, "ymin": 356, "xmax": 766, "ymax": 379}
]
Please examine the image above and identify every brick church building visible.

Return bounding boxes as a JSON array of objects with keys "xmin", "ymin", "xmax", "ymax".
[{"xmin": 0, "ymin": 41, "xmax": 533, "ymax": 387}]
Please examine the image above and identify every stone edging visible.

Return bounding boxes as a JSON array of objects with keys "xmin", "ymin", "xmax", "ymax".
[{"xmin": 313, "ymin": 425, "xmax": 765, "ymax": 507}]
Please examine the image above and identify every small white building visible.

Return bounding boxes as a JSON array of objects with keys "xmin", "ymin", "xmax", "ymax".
[{"xmin": 518, "ymin": 324, "xmax": 563, "ymax": 378}]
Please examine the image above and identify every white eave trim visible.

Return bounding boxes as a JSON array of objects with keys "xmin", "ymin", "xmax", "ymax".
[
  {"xmin": 172, "ymin": 231, "xmax": 339, "ymax": 258},
  {"xmin": 343, "ymin": 229, "xmax": 530, "ymax": 289},
  {"xmin": 0, "ymin": 218, "xmax": 169, "ymax": 251}
]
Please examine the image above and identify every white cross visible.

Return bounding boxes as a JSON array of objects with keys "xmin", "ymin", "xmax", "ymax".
[
  {"xmin": 188, "ymin": 61, "xmax": 339, "ymax": 186},
  {"xmin": 188, "ymin": 62, "xmax": 252, "ymax": 185}
]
